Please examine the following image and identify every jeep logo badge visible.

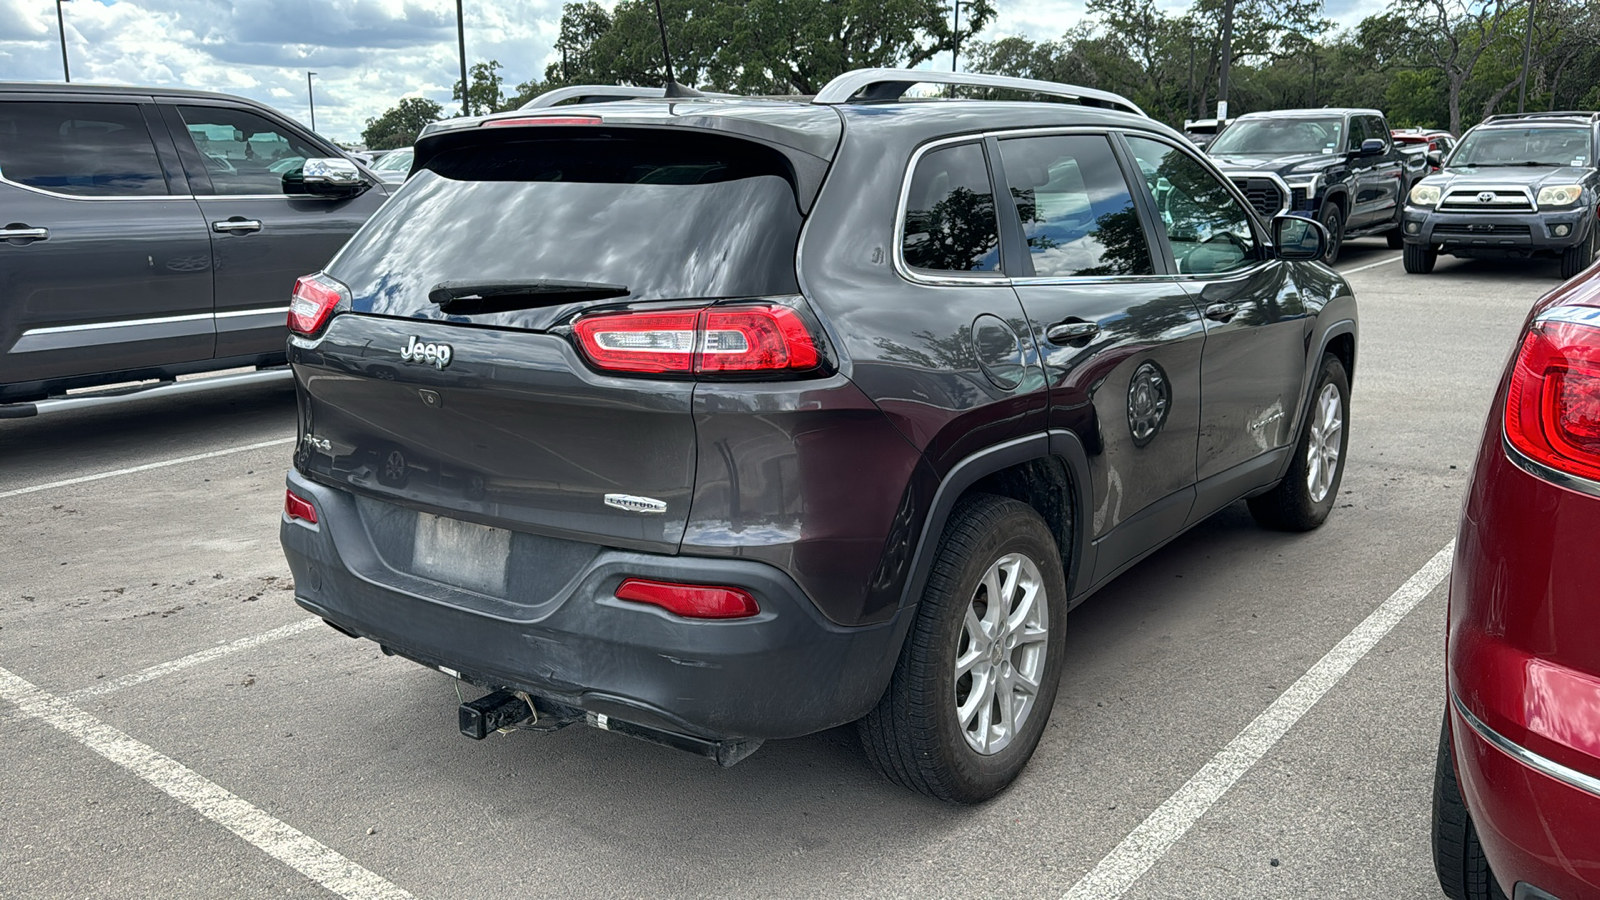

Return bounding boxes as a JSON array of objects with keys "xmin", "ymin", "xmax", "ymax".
[
  {"xmin": 1477, "ymin": 191, "xmax": 1496, "ymax": 203},
  {"xmin": 401, "ymin": 335, "xmax": 452, "ymax": 370}
]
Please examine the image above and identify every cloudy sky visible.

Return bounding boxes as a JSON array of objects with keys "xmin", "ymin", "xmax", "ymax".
[{"xmin": 0, "ymin": 0, "xmax": 1386, "ymax": 144}]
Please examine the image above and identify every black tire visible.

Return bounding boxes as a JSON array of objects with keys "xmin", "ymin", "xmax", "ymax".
[
  {"xmin": 858, "ymin": 493, "xmax": 1068, "ymax": 803},
  {"xmin": 1319, "ymin": 203, "xmax": 1345, "ymax": 264},
  {"xmin": 1386, "ymin": 227, "xmax": 1405, "ymax": 249},
  {"xmin": 1433, "ymin": 717, "xmax": 1510, "ymax": 900},
  {"xmin": 1248, "ymin": 354, "xmax": 1349, "ymax": 531},
  {"xmin": 1560, "ymin": 227, "xmax": 1596, "ymax": 280},
  {"xmin": 1404, "ymin": 241, "xmax": 1439, "ymax": 274}
]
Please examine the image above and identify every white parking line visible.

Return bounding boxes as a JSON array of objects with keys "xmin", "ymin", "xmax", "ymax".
[
  {"xmin": 0, "ymin": 665, "xmax": 415, "ymax": 900},
  {"xmin": 0, "ymin": 437, "xmax": 294, "ymax": 500},
  {"xmin": 1340, "ymin": 254, "xmax": 1403, "ymax": 274},
  {"xmin": 1061, "ymin": 540, "xmax": 1455, "ymax": 900},
  {"xmin": 69, "ymin": 618, "xmax": 321, "ymax": 701}
]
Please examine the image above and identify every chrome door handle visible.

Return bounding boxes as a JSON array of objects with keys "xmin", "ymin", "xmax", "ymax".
[
  {"xmin": 211, "ymin": 219, "xmax": 262, "ymax": 234},
  {"xmin": 1204, "ymin": 302, "xmax": 1239, "ymax": 323},
  {"xmin": 1046, "ymin": 321, "xmax": 1100, "ymax": 344},
  {"xmin": 0, "ymin": 226, "xmax": 49, "ymax": 242}
]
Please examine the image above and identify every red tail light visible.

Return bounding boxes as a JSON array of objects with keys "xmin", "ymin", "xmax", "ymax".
[
  {"xmin": 482, "ymin": 116, "xmax": 603, "ymax": 127},
  {"xmin": 1505, "ymin": 313, "xmax": 1600, "ymax": 484},
  {"xmin": 573, "ymin": 303, "xmax": 823, "ymax": 376},
  {"xmin": 614, "ymin": 578, "xmax": 760, "ymax": 619},
  {"xmin": 289, "ymin": 273, "xmax": 350, "ymax": 337},
  {"xmin": 284, "ymin": 489, "xmax": 318, "ymax": 524}
]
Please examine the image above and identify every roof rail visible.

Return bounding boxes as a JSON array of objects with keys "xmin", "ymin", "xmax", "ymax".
[
  {"xmin": 811, "ymin": 68, "xmax": 1146, "ymax": 117},
  {"xmin": 521, "ymin": 84, "xmax": 737, "ymax": 108},
  {"xmin": 1482, "ymin": 110, "xmax": 1600, "ymax": 124}
]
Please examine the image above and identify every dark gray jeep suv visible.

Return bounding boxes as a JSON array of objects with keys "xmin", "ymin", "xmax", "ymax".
[
  {"xmin": 0, "ymin": 83, "xmax": 388, "ymax": 415},
  {"xmin": 279, "ymin": 69, "xmax": 1357, "ymax": 802}
]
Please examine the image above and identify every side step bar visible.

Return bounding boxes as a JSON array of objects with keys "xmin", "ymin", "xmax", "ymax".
[{"xmin": 0, "ymin": 368, "xmax": 292, "ymax": 419}]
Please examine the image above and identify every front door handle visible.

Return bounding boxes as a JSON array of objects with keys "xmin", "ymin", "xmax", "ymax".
[
  {"xmin": 0, "ymin": 225, "xmax": 49, "ymax": 243},
  {"xmin": 211, "ymin": 219, "xmax": 263, "ymax": 235},
  {"xmin": 1046, "ymin": 320, "xmax": 1100, "ymax": 345},
  {"xmin": 1204, "ymin": 302, "xmax": 1239, "ymax": 323}
]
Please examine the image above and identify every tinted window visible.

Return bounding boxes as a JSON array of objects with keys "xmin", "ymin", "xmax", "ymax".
[
  {"xmin": 1126, "ymin": 136, "xmax": 1259, "ymax": 276},
  {"xmin": 1361, "ymin": 117, "xmax": 1387, "ymax": 149},
  {"xmin": 330, "ymin": 132, "xmax": 803, "ymax": 329},
  {"xmin": 901, "ymin": 142, "xmax": 1001, "ymax": 274},
  {"xmin": 998, "ymin": 134, "xmax": 1153, "ymax": 278},
  {"xmin": 177, "ymin": 105, "xmax": 321, "ymax": 195},
  {"xmin": 0, "ymin": 101, "xmax": 166, "ymax": 197}
]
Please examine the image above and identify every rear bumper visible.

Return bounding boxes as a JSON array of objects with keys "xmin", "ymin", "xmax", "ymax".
[
  {"xmin": 1449, "ymin": 695, "xmax": 1600, "ymax": 899},
  {"xmin": 280, "ymin": 469, "xmax": 907, "ymax": 741},
  {"xmin": 1402, "ymin": 206, "xmax": 1593, "ymax": 255}
]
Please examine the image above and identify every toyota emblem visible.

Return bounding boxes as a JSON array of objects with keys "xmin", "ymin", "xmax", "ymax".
[{"xmin": 1477, "ymin": 191, "xmax": 1496, "ymax": 203}]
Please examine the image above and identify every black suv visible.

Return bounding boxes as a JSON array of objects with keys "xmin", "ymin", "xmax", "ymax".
[
  {"xmin": 1401, "ymin": 111, "xmax": 1599, "ymax": 278},
  {"xmin": 279, "ymin": 69, "xmax": 1358, "ymax": 802},
  {"xmin": 0, "ymin": 83, "xmax": 388, "ymax": 416},
  {"xmin": 1206, "ymin": 108, "xmax": 1419, "ymax": 262}
]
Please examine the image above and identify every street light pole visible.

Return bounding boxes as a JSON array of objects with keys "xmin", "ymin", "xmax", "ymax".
[
  {"xmin": 952, "ymin": 0, "xmax": 960, "ymax": 72},
  {"xmin": 456, "ymin": 0, "xmax": 469, "ymax": 117},
  {"xmin": 55, "ymin": 0, "xmax": 71, "ymax": 83},
  {"xmin": 307, "ymin": 72, "xmax": 317, "ymax": 133},
  {"xmin": 1517, "ymin": 0, "xmax": 1537, "ymax": 113}
]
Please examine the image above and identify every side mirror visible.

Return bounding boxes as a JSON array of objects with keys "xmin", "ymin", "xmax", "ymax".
[
  {"xmin": 1273, "ymin": 214, "xmax": 1329, "ymax": 261},
  {"xmin": 1427, "ymin": 150, "xmax": 1444, "ymax": 168},
  {"xmin": 1358, "ymin": 138, "xmax": 1386, "ymax": 157},
  {"xmin": 285, "ymin": 158, "xmax": 369, "ymax": 198}
]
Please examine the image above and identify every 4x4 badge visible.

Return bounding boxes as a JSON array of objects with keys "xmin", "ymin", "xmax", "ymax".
[{"xmin": 401, "ymin": 335, "xmax": 452, "ymax": 369}]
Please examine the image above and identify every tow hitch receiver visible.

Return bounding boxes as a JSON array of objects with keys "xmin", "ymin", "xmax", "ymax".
[{"xmin": 458, "ymin": 689, "xmax": 535, "ymax": 739}]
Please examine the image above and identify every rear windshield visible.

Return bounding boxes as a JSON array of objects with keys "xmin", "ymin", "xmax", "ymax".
[{"xmin": 330, "ymin": 131, "xmax": 804, "ymax": 329}]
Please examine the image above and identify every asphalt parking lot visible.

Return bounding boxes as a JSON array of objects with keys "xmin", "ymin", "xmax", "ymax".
[{"xmin": 0, "ymin": 243, "xmax": 1566, "ymax": 900}]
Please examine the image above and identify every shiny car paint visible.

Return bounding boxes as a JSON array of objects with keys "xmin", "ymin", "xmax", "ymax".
[{"xmin": 1447, "ymin": 266, "xmax": 1600, "ymax": 898}]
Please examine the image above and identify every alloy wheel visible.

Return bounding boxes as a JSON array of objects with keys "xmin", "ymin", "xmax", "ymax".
[
  {"xmin": 1306, "ymin": 382, "xmax": 1344, "ymax": 502},
  {"xmin": 954, "ymin": 552, "xmax": 1049, "ymax": 755}
]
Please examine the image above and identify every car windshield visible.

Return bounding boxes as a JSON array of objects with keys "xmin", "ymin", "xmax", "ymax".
[
  {"xmin": 1208, "ymin": 117, "xmax": 1345, "ymax": 156},
  {"xmin": 372, "ymin": 148, "xmax": 413, "ymax": 172},
  {"xmin": 1450, "ymin": 127, "xmax": 1592, "ymax": 167}
]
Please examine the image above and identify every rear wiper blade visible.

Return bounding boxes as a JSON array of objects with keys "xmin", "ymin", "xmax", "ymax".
[{"xmin": 429, "ymin": 280, "xmax": 630, "ymax": 315}]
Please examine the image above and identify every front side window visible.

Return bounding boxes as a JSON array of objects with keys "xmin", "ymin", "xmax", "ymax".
[
  {"xmin": 901, "ymin": 142, "xmax": 1002, "ymax": 274},
  {"xmin": 176, "ymin": 105, "xmax": 322, "ymax": 195},
  {"xmin": 998, "ymin": 134, "xmax": 1154, "ymax": 278},
  {"xmin": 1126, "ymin": 136, "xmax": 1260, "ymax": 276},
  {"xmin": 0, "ymin": 101, "xmax": 167, "ymax": 197}
]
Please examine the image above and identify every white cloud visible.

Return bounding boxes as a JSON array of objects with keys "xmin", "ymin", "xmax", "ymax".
[{"xmin": 0, "ymin": 0, "xmax": 1379, "ymax": 144}]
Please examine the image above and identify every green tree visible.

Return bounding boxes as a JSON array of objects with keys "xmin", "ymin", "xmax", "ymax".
[
  {"xmin": 454, "ymin": 60, "xmax": 506, "ymax": 116},
  {"xmin": 361, "ymin": 97, "xmax": 443, "ymax": 150},
  {"xmin": 539, "ymin": 0, "xmax": 996, "ymax": 95}
]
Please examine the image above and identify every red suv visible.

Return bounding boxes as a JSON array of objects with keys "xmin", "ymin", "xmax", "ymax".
[{"xmin": 1434, "ymin": 262, "xmax": 1600, "ymax": 899}]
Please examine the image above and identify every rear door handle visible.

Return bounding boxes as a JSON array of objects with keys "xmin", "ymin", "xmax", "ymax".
[
  {"xmin": 0, "ymin": 226, "xmax": 49, "ymax": 243},
  {"xmin": 1204, "ymin": 302, "xmax": 1239, "ymax": 323},
  {"xmin": 211, "ymin": 219, "xmax": 262, "ymax": 234},
  {"xmin": 1046, "ymin": 321, "xmax": 1100, "ymax": 344}
]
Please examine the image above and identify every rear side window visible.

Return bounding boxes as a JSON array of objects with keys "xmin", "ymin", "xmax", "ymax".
[
  {"xmin": 0, "ymin": 101, "xmax": 167, "ymax": 197},
  {"xmin": 901, "ymin": 142, "xmax": 1002, "ymax": 274},
  {"xmin": 998, "ymin": 134, "xmax": 1154, "ymax": 278},
  {"xmin": 331, "ymin": 131, "xmax": 804, "ymax": 327}
]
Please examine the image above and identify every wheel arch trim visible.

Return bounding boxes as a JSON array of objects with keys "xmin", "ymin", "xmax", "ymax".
[{"xmin": 894, "ymin": 431, "xmax": 1095, "ymax": 617}]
